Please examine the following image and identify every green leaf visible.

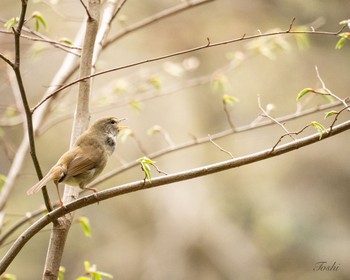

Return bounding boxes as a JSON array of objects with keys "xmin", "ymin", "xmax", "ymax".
[
  {"xmin": 211, "ymin": 74, "xmax": 230, "ymax": 93},
  {"xmin": 79, "ymin": 261, "xmax": 113, "ymax": 280},
  {"xmin": 78, "ymin": 216, "xmax": 92, "ymax": 237},
  {"xmin": 149, "ymin": 75, "xmax": 161, "ymax": 90},
  {"xmin": 335, "ymin": 37, "xmax": 347, "ymax": 49},
  {"xmin": 117, "ymin": 128, "xmax": 133, "ymax": 142},
  {"xmin": 4, "ymin": 17, "xmax": 19, "ymax": 30},
  {"xmin": 147, "ymin": 125, "xmax": 162, "ymax": 135},
  {"xmin": 0, "ymin": 174, "xmax": 6, "ymax": 190},
  {"xmin": 296, "ymin": 88, "xmax": 314, "ymax": 101},
  {"xmin": 59, "ymin": 37, "xmax": 73, "ymax": 45},
  {"xmin": 58, "ymin": 266, "xmax": 65, "ymax": 280},
  {"xmin": 93, "ymin": 271, "xmax": 113, "ymax": 279},
  {"xmin": 4, "ymin": 105, "xmax": 18, "ymax": 118},
  {"xmin": 129, "ymin": 99, "xmax": 143, "ymax": 112},
  {"xmin": 32, "ymin": 11, "xmax": 47, "ymax": 32},
  {"xmin": 222, "ymin": 94, "xmax": 239, "ymax": 106},
  {"xmin": 92, "ymin": 273, "xmax": 102, "ymax": 280},
  {"xmin": 335, "ymin": 32, "xmax": 350, "ymax": 49},
  {"xmin": 311, "ymin": 121, "xmax": 327, "ymax": 140},
  {"xmin": 84, "ymin": 261, "xmax": 91, "ymax": 271},
  {"xmin": 293, "ymin": 26, "xmax": 310, "ymax": 49},
  {"xmin": 324, "ymin": 111, "xmax": 338, "ymax": 119},
  {"xmin": 137, "ymin": 157, "xmax": 156, "ymax": 182},
  {"xmin": 335, "ymin": 38, "xmax": 346, "ymax": 50},
  {"xmin": 1, "ymin": 274, "xmax": 16, "ymax": 280}
]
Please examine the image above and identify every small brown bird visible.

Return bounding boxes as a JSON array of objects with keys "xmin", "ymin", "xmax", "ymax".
[{"xmin": 27, "ymin": 117, "xmax": 126, "ymax": 206}]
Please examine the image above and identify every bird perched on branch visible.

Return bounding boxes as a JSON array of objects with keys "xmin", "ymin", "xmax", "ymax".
[{"xmin": 27, "ymin": 117, "xmax": 126, "ymax": 207}]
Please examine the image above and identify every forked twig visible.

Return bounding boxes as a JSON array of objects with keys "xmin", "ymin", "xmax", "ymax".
[
  {"xmin": 258, "ymin": 95, "xmax": 295, "ymax": 140},
  {"xmin": 208, "ymin": 134, "xmax": 234, "ymax": 158}
]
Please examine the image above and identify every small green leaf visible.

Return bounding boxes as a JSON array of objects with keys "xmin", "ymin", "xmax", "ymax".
[
  {"xmin": 58, "ymin": 266, "xmax": 65, "ymax": 280},
  {"xmin": 0, "ymin": 174, "xmax": 6, "ymax": 190},
  {"xmin": 59, "ymin": 37, "xmax": 73, "ymax": 45},
  {"xmin": 78, "ymin": 216, "xmax": 92, "ymax": 237},
  {"xmin": 311, "ymin": 121, "xmax": 327, "ymax": 140},
  {"xmin": 4, "ymin": 17, "xmax": 19, "ymax": 30},
  {"xmin": 335, "ymin": 32, "xmax": 350, "ymax": 49},
  {"xmin": 84, "ymin": 261, "xmax": 91, "ymax": 271},
  {"xmin": 149, "ymin": 75, "xmax": 161, "ymax": 90},
  {"xmin": 32, "ymin": 11, "xmax": 47, "ymax": 32},
  {"xmin": 293, "ymin": 26, "xmax": 310, "ymax": 49},
  {"xmin": 4, "ymin": 105, "xmax": 18, "ymax": 118},
  {"xmin": 335, "ymin": 37, "xmax": 347, "ymax": 49},
  {"xmin": 296, "ymin": 88, "xmax": 314, "ymax": 101},
  {"xmin": 129, "ymin": 99, "xmax": 143, "ymax": 112},
  {"xmin": 94, "ymin": 271, "xmax": 113, "ymax": 279},
  {"xmin": 79, "ymin": 261, "xmax": 113, "ymax": 280},
  {"xmin": 324, "ymin": 111, "xmax": 338, "ymax": 119},
  {"xmin": 222, "ymin": 94, "xmax": 239, "ymax": 106},
  {"xmin": 211, "ymin": 74, "xmax": 230, "ymax": 93},
  {"xmin": 137, "ymin": 157, "xmax": 156, "ymax": 182},
  {"xmin": 117, "ymin": 128, "xmax": 133, "ymax": 142},
  {"xmin": 1, "ymin": 274, "xmax": 16, "ymax": 280},
  {"xmin": 147, "ymin": 125, "xmax": 162, "ymax": 135}
]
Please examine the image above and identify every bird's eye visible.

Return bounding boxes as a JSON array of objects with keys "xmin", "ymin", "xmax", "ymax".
[{"xmin": 110, "ymin": 119, "xmax": 117, "ymax": 124}]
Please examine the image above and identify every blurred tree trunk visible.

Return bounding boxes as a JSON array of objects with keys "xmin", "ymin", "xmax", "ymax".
[{"xmin": 42, "ymin": 1, "xmax": 100, "ymax": 279}]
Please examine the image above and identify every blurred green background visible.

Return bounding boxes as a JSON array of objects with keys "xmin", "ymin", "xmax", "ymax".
[{"xmin": 1, "ymin": 0, "xmax": 350, "ymax": 279}]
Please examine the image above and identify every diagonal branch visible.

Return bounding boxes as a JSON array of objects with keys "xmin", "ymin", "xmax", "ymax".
[
  {"xmin": 31, "ymin": 23, "xmax": 345, "ymax": 113},
  {"xmin": 1, "ymin": 119, "xmax": 350, "ymax": 273}
]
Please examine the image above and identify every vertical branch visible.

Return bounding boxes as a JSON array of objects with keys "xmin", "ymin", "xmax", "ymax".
[
  {"xmin": 42, "ymin": 1, "xmax": 101, "ymax": 279},
  {"xmin": 0, "ymin": 0, "xmax": 53, "ymax": 212}
]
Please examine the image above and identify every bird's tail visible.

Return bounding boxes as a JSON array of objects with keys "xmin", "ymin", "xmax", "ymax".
[{"xmin": 27, "ymin": 172, "xmax": 54, "ymax": 195}]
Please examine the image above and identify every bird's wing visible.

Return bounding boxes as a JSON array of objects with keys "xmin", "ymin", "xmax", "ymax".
[{"xmin": 64, "ymin": 146, "xmax": 102, "ymax": 177}]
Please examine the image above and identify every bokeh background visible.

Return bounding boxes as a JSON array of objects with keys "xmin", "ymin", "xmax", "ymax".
[{"xmin": 1, "ymin": 0, "xmax": 350, "ymax": 279}]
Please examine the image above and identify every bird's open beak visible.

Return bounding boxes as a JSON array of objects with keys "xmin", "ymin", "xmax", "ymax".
[{"xmin": 117, "ymin": 118, "xmax": 127, "ymax": 131}]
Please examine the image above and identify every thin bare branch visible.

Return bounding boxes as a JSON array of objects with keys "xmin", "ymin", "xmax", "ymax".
[
  {"xmin": 0, "ymin": 207, "xmax": 47, "ymax": 246},
  {"xmin": 79, "ymin": 0, "xmax": 92, "ymax": 19},
  {"xmin": 208, "ymin": 134, "xmax": 234, "ymax": 158},
  {"xmin": 315, "ymin": 66, "xmax": 349, "ymax": 109},
  {"xmin": 0, "ymin": 52, "xmax": 14, "ymax": 66},
  {"xmin": 32, "ymin": 24, "xmax": 344, "ymax": 112},
  {"xmin": 270, "ymin": 124, "xmax": 311, "ymax": 152},
  {"xmin": 0, "ymin": 29, "xmax": 82, "ymax": 54},
  {"xmin": 223, "ymin": 103, "xmax": 236, "ymax": 130},
  {"xmin": 111, "ymin": 0, "xmax": 129, "ymax": 21},
  {"xmin": 2, "ymin": 0, "xmax": 54, "ymax": 213},
  {"xmin": 258, "ymin": 95, "xmax": 295, "ymax": 140},
  {"xmin": 329, "ymin": 105, "xmax": 350, "ymax": 133},
  {"xmin": 106, "ymin": 0, "xmax": 215, "ymax": 47}
]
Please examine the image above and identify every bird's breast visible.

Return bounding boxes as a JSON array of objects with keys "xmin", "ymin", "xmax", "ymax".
[{"xmin": 105, "ymin": 133, "xmax": 117, "ymax": 154}]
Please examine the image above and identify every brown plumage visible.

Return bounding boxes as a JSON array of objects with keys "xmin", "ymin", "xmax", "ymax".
[{"xmin": 27, "ymin": 117, "xmax": 126, "ymax": 206}]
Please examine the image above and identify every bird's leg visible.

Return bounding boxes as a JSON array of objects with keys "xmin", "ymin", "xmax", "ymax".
[
  {"xmin": 55, "ymin": 181, "xmax": 63, "ymax": 207},
  {"xmin": 84, "ymin": 187, "xmax": 99, "ymax": 204},
  {"xmin": 84, "ymin": 187, "xmax": 97, "ymax": 193}
]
